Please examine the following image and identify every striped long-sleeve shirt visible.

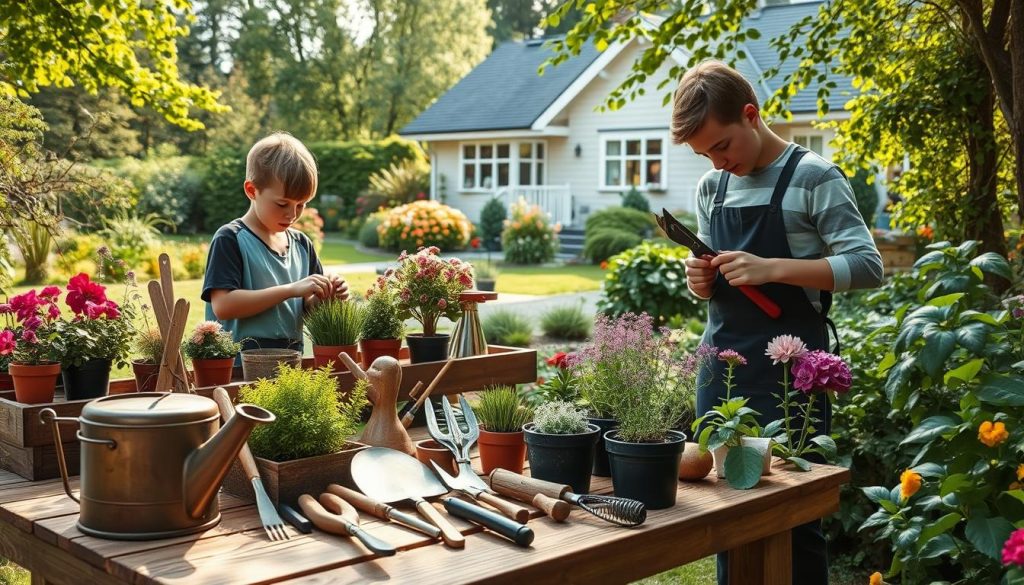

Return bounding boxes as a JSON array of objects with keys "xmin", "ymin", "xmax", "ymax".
[{"xmin": 694, "ymin": 143, "xmax": 884, "ymax": 311}]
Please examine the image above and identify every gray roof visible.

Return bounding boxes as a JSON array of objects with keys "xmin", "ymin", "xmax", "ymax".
[{"xmin": 399, "ymin": 39, "xmax": 602, "ymax": 136}]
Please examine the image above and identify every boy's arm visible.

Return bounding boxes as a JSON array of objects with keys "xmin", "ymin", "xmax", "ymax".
[
  {"xmin": 210, "ymin": 276, "xmax": 332, "ymax": 320},
  {"xmin": 687, "ymin": 174, "xmax": 717, "ymax": 299}
]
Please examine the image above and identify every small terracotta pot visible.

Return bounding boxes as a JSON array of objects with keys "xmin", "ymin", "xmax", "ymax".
[
  {"xmin": 312, "ymin": 344, "xmax": 358, "ymax": 372},
  {"xmin": 9, "ymin": 362, "xmax": 60, "ymax": 404},
  {"xmin": 477, "ymin": 428, "xmax": 526, "ymax": 475},
  {"xmin": 359, "ymin": 338, "xmax": 402, "ymax": 369},
  {"xmin": 415, "ymin": 439, "xmax": 457, "ymax": 475},
  {"xmin": 130, "ymin": 361, "xmax": 159, "ymax": 394},
  {"xmin": 191, "ymin": 357, "xmax": 235, "ymax": 388}
]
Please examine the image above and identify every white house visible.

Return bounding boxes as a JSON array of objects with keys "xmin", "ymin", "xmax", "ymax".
[{"xmin": 399, "ymin": 1, "xmax": 856, "ymax": 229}]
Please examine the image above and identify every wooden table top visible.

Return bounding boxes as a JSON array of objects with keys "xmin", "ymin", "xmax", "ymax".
[{"xmin": 0, "ymin": 427, "xmax": 849, "ymax": 585}]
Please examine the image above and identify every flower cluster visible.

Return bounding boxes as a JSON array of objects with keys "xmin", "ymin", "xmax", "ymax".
[
  {"xmin": 377, "ymin": 201, "xmax": 473, "ymax": 252},
  {"xmin": 0, "ymin": 286, "xmax": 62, "ymax": 366},
  {"xmin": 791, "ymin": 350, "xmax": 852, "ymax": 394},
  {"xmin": 379, "ymin": 247, "xmax": 473, "ymax": 336},
  {"xmin": 501, "ymin": 198, "xmax": 560, "ymax": 264},
  {"xmin": 52, "ymin": 273, "xmax": 136, "ymax": 368},
  {"xmin": 182, "ymin": 321, "xmax": 242, "ymax": 360},
  {"xmin": 292, "ymin": 208, "xmax": 325, "ymax": 253},
  {"xmin": 1003, "ymin": 529, "xmax": 1024, "ymax": 567},
  {"xmin": 978, "ymin": 420, "xmax": 1009, "ymax": 448}
]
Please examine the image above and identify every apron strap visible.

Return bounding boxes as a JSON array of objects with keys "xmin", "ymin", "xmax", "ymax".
[
  {"xmin": 713, "ymin": 171, "xmax": 730, "ymax": 209},
  {"xmin": 768, "ymin": 146, "xmax": 809, "ymax": 214}
]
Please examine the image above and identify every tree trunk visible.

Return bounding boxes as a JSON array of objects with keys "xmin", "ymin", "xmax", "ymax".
[{"xmin": 1012, "ymin": 0, "xmax": 1024, "ymax": 220}]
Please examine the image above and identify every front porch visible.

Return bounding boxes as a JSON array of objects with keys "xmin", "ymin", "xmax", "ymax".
[{"xmin": 495, "ymin": 184, "xmax": 574, "ymax": 227}]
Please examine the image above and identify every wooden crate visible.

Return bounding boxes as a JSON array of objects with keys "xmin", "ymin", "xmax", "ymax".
[
  {"xmin": 221, "ymin": 442, "xmax": 366, "ymax": 506},
  {"xmin": 0, "ymin": 438, "xmax": 80, "ymax": 481}
]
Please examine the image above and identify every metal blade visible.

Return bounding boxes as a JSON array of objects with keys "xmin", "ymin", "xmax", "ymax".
[{"xmin": 351, "ymin": 447, "xmax": 448, "ymax": 503}]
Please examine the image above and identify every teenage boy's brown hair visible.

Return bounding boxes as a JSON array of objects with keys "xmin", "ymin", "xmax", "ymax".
[
  {"xmin": 245, "ymin": 132, "xmax": 319, "ymax": 200},
  {"xmin": 671, "ymin": 61, "xmax": 759, "ymax": 145}
]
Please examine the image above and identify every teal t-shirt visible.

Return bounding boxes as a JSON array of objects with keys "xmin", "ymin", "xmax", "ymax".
[{"xmin": 201, "ymin": 219, "xmax": 322, "ymax": 347}]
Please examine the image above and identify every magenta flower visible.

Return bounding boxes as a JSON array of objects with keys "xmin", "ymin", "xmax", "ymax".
[
  {"xmin": 765, "ymin": 334, "xmax": 808, "ymax": 365},
  {"xmin": 718, "ymin": 349, "xmax": 747, "ymax": 367},
  {"xmin": 0, "ymin": 330, "xmax": 14, "ymax": 355},
  {"xmin": 21, "ymin": 329, "xmax": 38, "ymax": 344},
  {"xmin": 1003, "ymin": 528, "xmax": 1024, "ymax": 567},
  {"xmin": 790, "ymin": 350, "xmax": 852, "ymax": 394},
  {"xmin": 437, "ymin": 298, "xmax": 448, "ymax": 309},
  {"xmin": 66, "ymin": 273, "xmax": 108, "ymax": 315},
  {"xmin": 40, "ymin": 286, "xmax": 61, "ymax": 299}
]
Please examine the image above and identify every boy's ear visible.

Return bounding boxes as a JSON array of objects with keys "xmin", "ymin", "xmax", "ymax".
[
  {"xmin": 742, "ymin": 104, "xmax": 760, "ymax": 128},
  {"xmin": 243, "ymin": 180, "xmax": 257, "ymax": 200}
]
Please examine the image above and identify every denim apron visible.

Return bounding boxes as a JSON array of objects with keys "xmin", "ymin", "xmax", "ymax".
[{"xmin": 695, "ymin": 146, "xmax": 831, "ymax": 585}]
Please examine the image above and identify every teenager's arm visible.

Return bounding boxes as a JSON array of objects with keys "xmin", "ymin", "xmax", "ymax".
[
  {"xmin": 807, "ymin": 167, "xmax": 884, "ymax": 291},
  {"xmin": 211, "ymin": 275, "xmax": 333, "ymax": 320}
]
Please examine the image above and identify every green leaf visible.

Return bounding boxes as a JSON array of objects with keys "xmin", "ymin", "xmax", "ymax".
[
  {"xmin": 901, "ymin": 416, "xmax": 956, "ymax": 445},
  {"xmin": 860, "ymin": 509, "xmax": 891, "ymax": 531},
  {"xmin": 917, "ymin": 513, "xmax": 961, "ymax": 551},
  {"xmin": 969, "ymin": 252, "xmax": 1012, "ymax": 280},
  {"xmin": 977, "ymin": 375, "xmax": 1024, "ymax": 407},
  {"xmin": 877, "ymin": 351, "xmax": 897, "ymax": 376},
  {"xmin": 940, "ymin": 473, "xmax": 971, "ymax": 497},
  {"xmin": 928, "ymin": 292, "xmax": 965, "ymax": 307},
  {"xmin": 911, "ymin": 462, "xmax": 945, "ymax": 478},
  {"xmin": 919, "ymin": 534, "xmax": 957, "ymax": 559},
  {"xmin": 945, "ymin": 358, "xmax": 985, "ymax": 384},
  {"xmin": 787, "ymin": 456, "xmax": 812, "ymax": 471},
  {"xmin": 885, "ymin": 357, "xmax": 917, "ymax": 405},
  {"xmin": 896, "ymin": 525, "xmax": 921, "ymax": 550},
  {"xmin": 919, "ymin": 330, "xmax": 956, "ymax": 379},
  {"xmin": 809, "ymin": 435, "xmax": 837, "ymax": 460},
  {"xmin": 723, "ymin": 446, "xmax": 763, "ymax": 489},
  {"xmin": 965, "ymin": 514, "xmax": 1014, "ymax": 560},
  {"xmin": 863, "ymin": 485, "xmax": 892, "ymax": 504},
  {"xmin": 955, "ymin": 322, "xmax": 990, "ymax": 354}
]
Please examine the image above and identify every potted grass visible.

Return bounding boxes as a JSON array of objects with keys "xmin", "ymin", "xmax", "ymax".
[
  {"xmin": 305, "ymin": 298, "xmax": 365, "ymax": 371},
  {"xmin": 524, "ymin": 401, "xmax": 600, "ymax": 494},
  {"xmin": 1, "ymin": 286, "xmax": 62, "ymax": 404},
  {"xmin": 224, "ymin": 363, "xmax": 369, "ymax": 505},
  {"xmin": 472, "ymin": 261, "xmax": 498, "ymax": 292},
  {"xmin": 474, "ymin": 385, "xmax": 533, "ymax": 475},
  {"xmin": 183, "ymin": 321, "xmax": 241, "ymax": 388},
  {"xmin": 131, "ymin": 328, "xmax": 163, "ymax": 393},
  {"xmin": 359, "ymin": 282, "xmax": 405, "ymax": 369},
  {"xmin": 574, "ymin": 312, "xmax": 716, "ymax": 509}
]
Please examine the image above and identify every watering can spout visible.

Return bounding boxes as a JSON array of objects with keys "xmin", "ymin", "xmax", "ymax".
[{"xmin": 184, "ymin": 402, "xmax": 275, "ymax": 519}]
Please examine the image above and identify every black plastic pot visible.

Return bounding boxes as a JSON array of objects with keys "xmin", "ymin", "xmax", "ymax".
[
  {"xmin": 605, "ymin": 429, "xmax": 686, "ymax": 510},
  {"xmin": 62, "ymin": 358, "xmax": 112, "ymax": 401},
  {"xmin": 588, "ymin": 416, "xmax": 618, "ymax": 477},
  {"xmin": 406, "ymin": 334, "xmax": 451, "ymax": 364},
  {"xmin": 524, "ymin": 423, "xmax": 600, "ymax": 494},
  {"xmin": 475, "ymin": 278, "xmax": 496, "ymax": 292}
]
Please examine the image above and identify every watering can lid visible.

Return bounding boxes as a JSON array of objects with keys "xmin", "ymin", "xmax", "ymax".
[{"xmin": 81, "ymin": 392, "xmax": 219, "ymax": 427}]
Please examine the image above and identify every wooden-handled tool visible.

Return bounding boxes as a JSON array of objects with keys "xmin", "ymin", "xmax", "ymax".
[
  {"xmin": 488, "ymin": 469, "xmax": 647, "ymax": 527},
  {"xmin": 401, "ymin": 359, "xmax": 453, "ymax": 428},
  {"xmin": 532, "ymin": 493, "xmax": 570, "ymax": 522},
  {"xmin": 326, "ymin": 484, "xmax": 441, "ymax": 539},
  {"xmin": 299, "ymin": 494, "xmax": 397, "ymax": 556}
]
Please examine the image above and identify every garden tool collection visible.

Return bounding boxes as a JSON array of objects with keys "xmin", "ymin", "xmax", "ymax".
[
  {"xmin": 449, "ymin": 291, "xmax": 498, "ymax": 358},
  {"xmin": 425, "ymin": 395, "xmax": 533, "ymax": 523},
  {"xmin": 488, "ymin": 468, "xmax": 648, "ymax": 527},
  {"xmin": 298, "ymin": 493, "xmax": 397, "ymax": 556},
  {"xmin": 326, "ymin": 483, "xmax": 441, "ymax": 539}
]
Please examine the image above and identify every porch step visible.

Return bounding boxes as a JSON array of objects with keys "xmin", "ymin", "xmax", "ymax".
[{"xmin": 558, "ymin": 227, "xmax": 585, "ymax": 258}]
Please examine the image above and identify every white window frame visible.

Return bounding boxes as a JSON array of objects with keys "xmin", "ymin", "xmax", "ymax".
[
  {"xmin": 792, "ymin": 132, "xmax": 827, "ymax": 156},
  {"xmin": 599, "ymin": 132, "xmax": 668, "ymax": 192},
  {"xmin": 459, "ymin": 140, "xmax": 547, "ymax": 193}
]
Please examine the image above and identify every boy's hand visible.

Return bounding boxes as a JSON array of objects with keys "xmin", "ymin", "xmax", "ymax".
[
  {"xmin": 292, "ymin": 274, "xmax": 334, "ymax": 299},
  {"xmin": 327, "ymin": 274, "xmax": 350, "ymax": 300},
  {"xmin": 711, "ymin": 251, "xmax": 776, "ymax": 286},
  {"xmin": 685, "ymin": 255, "xmax": 717, "ymax": 298}
]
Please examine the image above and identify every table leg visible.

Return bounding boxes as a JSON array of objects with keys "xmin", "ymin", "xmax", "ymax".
[{"xmin": 727, "ymin": 529, "xmax": 791, "ymax": 585}]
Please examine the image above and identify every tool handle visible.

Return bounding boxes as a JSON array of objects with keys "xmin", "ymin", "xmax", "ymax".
[
  {"xmin": 279, "ymin": 503, "xmax": 313, "ymax": 533},
  {"xmin": 737, "ymin": 285, "xmax": 782, "ymax": 319},
  {"xmin": 212, "ymin": 387, "xmax": 261, "ymax": 482},
  {"xmin": 488, "ymin": 468, "xmax": 570, "ymax": 501},
  {"xmin": 319, "ymin": 493, "xmax": 397, "ymax": 557},
  {"xmin": 401, "ymin": 360, "xmax": 453, "ymax": 427},
  {"xmin": 396, "ymin": 381, "xmax": 426, "ymax": 423},
  {"xmin": 415, "ymin": 499, "xmax": 464, "ymax": 548},
  {"xmin": 443, "ymin": 497, "xmax": 534, "ymax": 547},
  {"xmin": 326, "ymin": 484, "xmax": 389, "ymax": 520},
  {"xmin": 298, "ymin": 494, "xmax": 349, "ymax": 536},
  {"xmin": 532, "ymin": 493, "xmax": 570, "ymax": 522},
  {"xmin": 388, "ymin": 508, "xmax": 443, "ymax": 538},
  {"xmin": 348, "ymin": 524, "xmax": 398, "ymax": 556},
  {"xmin": 477, "ymin": 491, "xmax": 531, "ymax": 524}
]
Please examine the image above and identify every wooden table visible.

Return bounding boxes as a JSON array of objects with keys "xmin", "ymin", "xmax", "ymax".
[{"xmin": 0, "ymin": 427, "xmax": 849, "ymax": 585}]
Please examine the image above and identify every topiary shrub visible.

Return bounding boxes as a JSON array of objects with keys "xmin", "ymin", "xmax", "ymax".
[
  {"xmin": 582, "ymin": 228, "xmax": 643, "ymax": 264},
  {"xmin": 482, "ymin": 309, "xmax": 534, "ymax": 347},
  {"xmin": 377, "ymin": 200, "xmax": 473, "ymax": 252},
  {"xmin": 501, "ymin": 199, "xmax": 559, "ymax": 264},
  {"xmin": 620, "ymin": 187, "xmax": 650, "ymax": 213},
  {"xmin": 597, "ymin": 241, "xmax": 704, "ymax": 326},
  {"xmin": 479, "ymin": 197, "xmax": 507, "ymax": 251}
]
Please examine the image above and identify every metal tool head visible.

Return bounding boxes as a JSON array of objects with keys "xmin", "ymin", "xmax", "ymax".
[
  {"xmin": 425, "ymin": 397, "xmax": 458, "ymax": 454},
  {"xmin": 655, "ymin": 208, "xmax": 716, "ymax": 257},
  {"xmin": 429, "ymin": 458, "xmax": 489, "ymax": 492},
  {"xmin": 351, "ymin": 447, "xmax": 448, "ymax": 504}
]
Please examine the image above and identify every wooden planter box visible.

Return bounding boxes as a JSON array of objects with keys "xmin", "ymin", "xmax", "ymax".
[
  {"xmin": 873, "ymin": 233, "xmax": 917, "ymax": 274},
  {"xmin": 221, "ymin": 442, "xmax": 367, "ymax": 507},
  {"xmin": 0, "ymin": 345, "xmax": 535, "ymax": 480}
]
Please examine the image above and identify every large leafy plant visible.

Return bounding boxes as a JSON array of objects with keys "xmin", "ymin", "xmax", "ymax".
[{"xmin": 597, "ymin": 241, "xmax": 704, "ymax": 326}]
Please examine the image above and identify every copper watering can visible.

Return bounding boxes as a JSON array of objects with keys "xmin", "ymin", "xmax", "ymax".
[{"xmin": 40, "ymin": 392, "xmax": 275, "ymax": 540}]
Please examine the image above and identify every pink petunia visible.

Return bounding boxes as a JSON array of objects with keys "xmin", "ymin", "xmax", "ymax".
[
  {"xmin": 1003, "ymin": 528, "xmax": 1024, "ymax": 567},
  {"xmin": 21, "ymin": 329, "xmax": 37, "ymax": 344},
  {"xmin": 0, "ymin": 330, "xmax": 15, "ymax": 355}
]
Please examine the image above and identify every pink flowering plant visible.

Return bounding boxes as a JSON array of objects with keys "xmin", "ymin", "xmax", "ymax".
[
  {"xmin": 183, "ymin": 321, "xmax": 241, "ymax": 360},
  {"xmin": 383, "ymin": 246, "xmax": 473, "ymax": 336},
  {"xmin": 49, "ymin": 273, "xmax": 136, "ymax": 368},
  {"xmin": 0, "ymin": 286, "xmax": 63, "ymax": 367}
]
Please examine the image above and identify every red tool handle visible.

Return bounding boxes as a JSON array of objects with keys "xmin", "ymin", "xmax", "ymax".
[{"xmin": 737, "ymin": 285, "xmax": 782, "ymax": 319}]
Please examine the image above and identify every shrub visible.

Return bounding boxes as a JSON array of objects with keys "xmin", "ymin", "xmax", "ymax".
[
  {"xmin": 501, "ymin": 199, "xmax": 559, "ymax": 264},
  {"xmin": 359, "ymin": 213, "xmax": 385, "ymax": 248},
  {"xmin": 367, "ymin": 157, "xmax": 429, "ymax": 204},
  {"xmin": 620, "ymin": 187, "xmax": 650, "ymax": 213},
  {"xmin": 597, "ymin": 241, "xmax": 704, "ymax": 326},
  {"xmin": 582, "ymin": 228, "xmax": 643, "ymax": 264},
  {"xmin": 195, "ymin": 146, "xmax": 249, "ymax": 233},
  {"xmin": 539, "ymin": 304, "xmax": 591, "ymax": 340},
  {"xmin": 240, "ymin": 364, "xmax": 368, "ymax": 462},
  {"xmin": 584, "ymin": 206, "xmax": 654, "ymax": 236},
  {"xmin": 293, "ymin": 208, "xmax": 325, "ymax": 254},
  {"xmin": 97, "ymin": 212, "xmax": 167, "ymax": 281},
  {"xmin": 183, "ymin": 321, "xmax": 241, "ymax": 360},
  {"xmin": 479, "ymin": 197, "xmax": 507, "ymax": 251},
  {"xmin": 482, "ymin": 309, "xmax": 533, "ymax": 346},
  {"xmin": 473, "ymin": 386, "xmax": 532, "ymax": 433},
  {"xmin": 360, "ymin": 285, "xmax": 404, "ymax": 340},
  {"xmin": 532, "ymin": 401, "xmax": 589, "ymax": 434},
  {"xmin": 105, "ymin": 155, "xmax": 202, "ymax": 231},
  {"xmin": 377, "ymin": 201, "xmax": 472, "ymax": 252},
  {"xmin": 133, "ymin": 328, "xmax": 164, "ymax": 364}
]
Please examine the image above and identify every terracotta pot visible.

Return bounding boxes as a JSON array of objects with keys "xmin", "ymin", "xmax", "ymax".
[
  {"xmin": 312, "ymin": 344, "xmax": 358, "ymax": 372},
  {"xmin": 130, "ymin": 361, "xmax": 160, "ymax": 393},
  {"xmin": 9, "ymin": 362, "xmax": 60, "ymax": 404},
  {"xmin": 359, "ymin": 338, "xmax": 402, "ymax": 369},
  {"xmin": 415, "ymin": 439, "xmax": 457, "ymax": 475},
  {"xmin": 191, "ymin": 357, "xmax": 235, "ymax": 388},
  {"xmin": 477, "ymin": 428, "xmax": 526, "ymax": 475}
]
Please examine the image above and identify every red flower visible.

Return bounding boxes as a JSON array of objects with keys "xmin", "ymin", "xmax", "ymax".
[
  {"xmin": 546, "ymin": 351, "xmax": 570, "ymax": 369},
  {"xmin": 66, "ymin": 273, "xmax": 107, "ymax": 315},
  {"xmin": 0, "ymin": 330, "xmax": 14, "ymax": 355},
  {"xmin": 471, "ymin": 237, "xmax": 481, "ymax": 249},
  {"xmin": 600, "ymin": 261, "xmax": 609, "ymax": 270}
]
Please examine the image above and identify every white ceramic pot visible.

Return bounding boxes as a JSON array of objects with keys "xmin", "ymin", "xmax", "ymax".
[{"xmin": 740, "ymin": 437, "xmax": 773, "ymax": 476}]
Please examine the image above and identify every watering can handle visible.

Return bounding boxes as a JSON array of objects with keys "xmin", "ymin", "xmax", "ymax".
[{"xmin": 39, "ymin": 409, "xmax": 80, "ymax": 503}]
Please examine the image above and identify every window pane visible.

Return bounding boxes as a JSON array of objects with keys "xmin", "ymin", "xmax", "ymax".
[
  {"xmin": 497, "ymin": 144, "xmax": 510, "ymax": 158},
  {"xmin": 519, "ymin": 143, "xmax": 532, "ymax": 159},
  {"xmin": 536, "ymin": 143, "xmax": 544, "ymax": 159},
  {"xmin": 463, "ymin": 144, "xmax": 476, "ymax": 159},
  {"xmin": 606, "ymin": 140, "xmax": 621, "ymax": 156},
  {"xmin": 536, "ymin": 163, "xmax": 544, "ymax": 185},
  {"xmin": 480, "ymin": 163, "xmax": 494, "ymax": 188},
  {"xmin": 646, "ymin": 139, "xmax": 662, "ymax": 155},
  {"xmin": 605, "ymin": 160, "xmax": 621, "ymax": 186},
  {"xmin": 646, "ymin": 160, "xmax": 662, "ymax": 186},
  {"xmin": 519, "ymin": 162, "xmax": 533, "ymax": 185},
  {"xmin": 626, "ymin": 140, "xmax": 641, "ymax": 155},
  {"xmin": 626, "ymin": 160, "xmax": 641, "ymax": 186},
  {"xmin": 463, "ymin": 164, "xmax": 476, "ymax": 188},
  {"xmin": 793, "ymin": 135, "xmax": 808, "ymax": 148},
  {"xmin": 810, "ymin": 136, "xmax": 824, "ymax": 154},
  {"xmin": 480, "ymin": 145, "xmax": 493, "ymax": 159},
  {"xmin": 498, "ymin": 163, "xmax": 510, "ymax": 186}
]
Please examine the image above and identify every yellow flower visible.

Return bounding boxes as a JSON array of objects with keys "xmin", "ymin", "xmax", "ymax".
[
  {"xmin": 869, "ymin": 572, "xmax": 883, "ymax": 585},
  {"xmin": 979, "ymin": 421, "xmax": 1009, "ymax": 447},
  {"xmin": 1018, "ymin": 464, "xmax": 1024, "ymax": 482},
  {"xmin": 899, "ymin": 469, "xmax": 921, "ymax": 501}
]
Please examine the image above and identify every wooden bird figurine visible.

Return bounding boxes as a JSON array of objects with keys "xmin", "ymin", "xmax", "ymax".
[{"xmin": 337, "ymin": 353, "xmax": 415, "ymax": 456}]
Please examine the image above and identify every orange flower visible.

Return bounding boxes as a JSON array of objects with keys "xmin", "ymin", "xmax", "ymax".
[
  {"xmin": 600, "ymin": 261, "xmax": 609, "ymax": 270},
  {"xmin": 869, "ymin": 572, "xmax": 884, "ymax": 585},
  {"xmin": 1017, "ymin": 464, "xmax": 1024, "ymax": 482},
  {"xmin": 979, "ymin": 421, "xmax": 1009, "ymax": 447},
  {"xmin": 899, "ymin": 469, "xmax": 921, "ymax": 501}
]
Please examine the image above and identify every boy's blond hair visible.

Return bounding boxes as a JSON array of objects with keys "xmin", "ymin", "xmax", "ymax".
[
  {"xmin": 671, "ymin": 61, "xmax": 759, "ymax": 145},
  {"xmin": 245, "ymin": 132, "xmax": 318, "ymax": 200}
]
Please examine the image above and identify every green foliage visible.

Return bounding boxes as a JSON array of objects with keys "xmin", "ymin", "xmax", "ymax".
[
  {"xmin": 305, "ymin": 299, "xmax": 365, "ymax": 346},
  {"xmin": 620, "ymin": 187, "xmax": 650, "ymax": 213},
  {"xmin": 693, "ymin": 397, "xmax": 763, "ymax": 489},
  {"xmin": 848, "ymin": 168, "xmax": 879, "ymax": 229},
  {"xmin": 584, "ymin": 206, "xmax": 654, "ymax": 236},
  {"xmin": 195, "ymin": 147, "xmax": 249, "ymax": 233},
  {"xmin": 241, "ymin": 365, "xmax": 368, "ymax": 462},
  {"xmin": 532, "ymin": 401, "xmax": 589, "ymax": 435},
  {"xmin": 359, "ymin": 214, "xmax": 385, "ymax": 248},
  {"xmin": 51, "ymin": 313, "xmax": 133, "ymax": 369},
  {"xmin": 97, "ymin": 213, "xmax": 166, "ymax": 282},
  {"xmin": 183, "ymin": 322, "xmax": 242, "ymax": 360},
  {"xmin": 501, "ymin": 199, "xmax": 559, "ymax": 264},
  {"xmin": 367, "ymin": 157, "xmax": 429, "ymax": 204},
  {"xmin": 133, "ymin": 328, "xmax": 164, "ymax": 364},
  {"xmin": 385, "ymin": 247, "xmax": 473, "ymax": 336},
  {"xmin": 360, "ymin": 287, "xmax": 405, "ymax": 341},
  {"xmin": 12, "ymin": 220, "xmax": 52, "ymax": 284},
  {"xmin": 99, "ymin": 155, "xmax": 202, "ymax": 231},
  {"xmin": 474, "ymin": 386, "xmax": 533, "ymax": 433},
  {"xmin": 539, "ymin": 304, "xmax": 591, "ymax": 341},
  {"xmin": 598, "ymin": 241, "xmax": 704, "ymax": 326},
  {"xmin": 482, "ymin": 310, "xmax": 533, "ymax": 347},
  {"xmin": 583, "ymin": 228, "xmax": 643, "ymax": 264},
  {"xmin": 479, "ymin": 197, "xmax": 507, "ymax": 251}
]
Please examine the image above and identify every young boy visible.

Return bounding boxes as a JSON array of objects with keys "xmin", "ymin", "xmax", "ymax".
[
  {"xmin": 673, "ymin": 61, "xmax": 883, "ymax": 584},
  {"xmin": 202, "ymin": 132, "xmax": 349, "ymax": 355}
]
